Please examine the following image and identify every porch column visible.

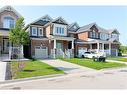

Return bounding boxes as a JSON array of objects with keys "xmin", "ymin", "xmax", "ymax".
[
  {"xmin": 90, "ymin": 44, "xmax": 92, "ymax": 49},
  {"xmin": 54, "ymin": 39, "xmax": 56, "ymax": 49},
  {"xmin": 71, "ymin": 40, "xmax": 74, "ymax": 57},
  {"xmin": 97, "ymin": 42, "xmax": 99, "ymax": 53},
  {"xmin": 53, "ymin": 39, "xmax": 56, "ymax": 58},
  {"xmin": 71, "ymin": 40, "xmax": 74, "ymax": 49},
  {"xmin": 102, "ymin": 43, "xmax": 104, "ymax": 52},
  {"xmin": 109, "ymin": 43, "xmax": 111, "ymax": 55}
]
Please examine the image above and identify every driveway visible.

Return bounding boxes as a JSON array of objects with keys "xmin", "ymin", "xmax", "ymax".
[
  {"xmin": 0, "ymin": 61, "xmax": 7, "ymax": 81},
  {"xmin": 41, "ymin": 59, "xmax": 96, "ymax": 74}
]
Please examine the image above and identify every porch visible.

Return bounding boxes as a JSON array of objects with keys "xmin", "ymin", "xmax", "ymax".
[
  {"xmin": 49, "ymin": 36, "xmax": 75, "ymax": 58},
  {"xmin": 88, "ymin": 42, "xmax": 119, "ymax": 56},
  {"xmin": 76, "ymin": 39, "xmax": 119, "ymax": 56}
]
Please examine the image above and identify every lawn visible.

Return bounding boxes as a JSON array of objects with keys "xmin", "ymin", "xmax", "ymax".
[
  {"xmin": 11, "ymin": 60, "xmax": 64, "ymax": 79},
  {"xmin": 107, "ymin": 57, "xmax": 127, "ymax": 62},
  {"xmin": 60, "ymin": 58, "xmax": 127, "ymax": 70}
]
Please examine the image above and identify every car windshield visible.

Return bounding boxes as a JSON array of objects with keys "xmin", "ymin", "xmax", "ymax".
[
  {"xmin": 84, "ymin": 52, "xmax": 91, "ymax": 54},
  {"xmin": 85, "ymin": 52, "xmax": 96, "ymax": 54}
]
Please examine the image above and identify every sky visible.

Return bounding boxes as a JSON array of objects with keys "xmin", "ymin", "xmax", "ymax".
[{"xmin": 2, "ymin": 6, "xmax": 127, "ymax": 45}]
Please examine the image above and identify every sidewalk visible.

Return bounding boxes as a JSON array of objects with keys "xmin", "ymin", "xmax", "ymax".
[
  {"xmin": 41, "ymin": 59, "xmax": 96, "ymax": 74},
  {"xmin": 107, "ymin": 60, "xmax": 127, "ymax": 64},
  {"xmin": 0, "ymin": 61, "xmax": 7, "ymax": 81}
]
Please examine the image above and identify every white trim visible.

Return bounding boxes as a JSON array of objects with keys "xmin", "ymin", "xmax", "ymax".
[
  {"xmin": 0, "ymin": 6, "xmax": 22, "ymax": 18},
  {"xmin": 31, "ymin": 27, "xmax": 37, "ymax": 36},
  {"xmin": 38, "ymin": 28, "xmax": 43, "ymax": 36},
  {"xmin": 31, "ymin": 38, "xmax": 49, "ymax": 40},
  {"xmin": 50, "ymin": 35, "xmax": 75, "ymax": 41},
  {"xmin": 29, "ymin": 15, "xmax": 53, "ymax": 25},
  {"xmin": 53, "ymin": 23, "xmax": 67, "ymax": 36},
  {"xmin": 52, "ymin": 16, "xmax": 68, "ymax": 24}
]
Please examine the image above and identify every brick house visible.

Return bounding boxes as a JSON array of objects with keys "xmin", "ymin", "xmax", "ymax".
[
  {"xmin": 0, "ymin": 6, "xmax": 22, "ymax": 56},
  {"xmin": 0, "ymin": 6, "xmax": 120, "ymax": 59},
  {"xmin": 69, "ymin": 23, "xmax": 120, "ymax": 57},
  {"xmin": 25, "ymin": 16, "xmax": 120, "ymax": 59},
  {"xmin": 25, "ymin": 15, "xmax": 75, "ymax": 59}
]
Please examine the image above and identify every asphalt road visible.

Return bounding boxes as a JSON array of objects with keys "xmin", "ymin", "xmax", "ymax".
[{"xmin": 0, "ymin": 67, "xmax": 127, "ymax": 89}]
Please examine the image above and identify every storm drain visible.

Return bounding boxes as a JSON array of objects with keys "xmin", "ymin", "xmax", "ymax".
[
  {"xmin": 104, "ymin": 72, "xmax": 114, "ymax": 74},
  {"xmin": 80, "ymin": 75, "xmax": 95, "ymax": 78},
  {"xmin": 11, "ymin": 87, "xmax": 21, "ymax": 90},
  {"xmin": 119, "ymin": 70, "xmax": 127, "ymax": 72}
]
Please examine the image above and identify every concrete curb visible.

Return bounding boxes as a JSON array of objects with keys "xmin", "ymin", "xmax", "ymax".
[{"xmin": 0, "ymin": 74, "xmax": 65, "ymax": 85}]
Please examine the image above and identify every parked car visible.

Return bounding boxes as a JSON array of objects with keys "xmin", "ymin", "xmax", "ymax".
[{"xmin": 81, "ymin": 51, "xmax": 106, "ymax": 59}]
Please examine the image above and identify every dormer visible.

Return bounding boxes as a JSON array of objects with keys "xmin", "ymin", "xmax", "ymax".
[
  {"xmin": 108, "ymin": 29, "xmax": 119, "ymax": 41},
  {"xmin": 0, "ymin": 6, "xmax": 22, "ymax": 29},
  {"xmin": 68, "ymin": 22, "xmax": 79, "ymax": 32},
  {"xmin": 52, "ymin": 17, "xmax": 68, "ymax": 36}
]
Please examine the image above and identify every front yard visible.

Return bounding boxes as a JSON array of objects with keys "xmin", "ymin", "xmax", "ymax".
[
  {"xmin": 11, "ymin": 60, "xmax": 64, "ymax": 79},
  {"xmin": 107, "ymin": 57, "xmax": 127, "ymax": 62},
  {"xmin": 61, "ymin": 58, "xmax": 127, "ymax": 70}
]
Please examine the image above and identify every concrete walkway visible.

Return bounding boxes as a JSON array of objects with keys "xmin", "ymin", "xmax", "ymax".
[
  {"xmin": 107, "ymin": 60, "xmax": 127, "ymax": 64},
  {"xmin": 41, "ymin": 59, "xmax": 96, "ymax": 74},
  {"xmin": 0, "ymin": 61, "xmax": 7, "ymax": 81}
]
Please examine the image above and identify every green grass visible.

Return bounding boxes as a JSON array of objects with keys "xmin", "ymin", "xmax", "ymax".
[
  {"xmin": 60, "ymin": 58, "xmax": 127, "ymax": 70},
  {"xmin": 107, "ymin": 57, "xmax": 127, "ymax": 62},
  {"xmin": 11, "ymin": 60, "xmax": 64, "ymax": 79}
]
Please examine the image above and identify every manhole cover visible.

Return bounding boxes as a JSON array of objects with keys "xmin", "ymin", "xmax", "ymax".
[
  {"xmin": 11, "ymin": 87, "xmax": 21, "ymax": 90},
  {"xmin": 104, "ymin": 72, "xmax": 114, "ymax": 74}
]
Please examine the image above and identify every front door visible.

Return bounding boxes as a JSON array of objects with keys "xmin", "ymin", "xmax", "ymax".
[
  {"xmin": 3, "ymin": 39, "xmax": 9, "ymax": 53},
  {"xmin": 56, "ymin": 42, "xmax": 63, "ymax": 50}
]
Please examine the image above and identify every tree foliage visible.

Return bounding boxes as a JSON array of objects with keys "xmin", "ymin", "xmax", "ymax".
[
  {"xmin": 9, "ymin": 17, "xmax": 29, "ymax": 46},
  {"xmin": 119, "ymin": 45, "xmax": 127, "ymax": 54}
]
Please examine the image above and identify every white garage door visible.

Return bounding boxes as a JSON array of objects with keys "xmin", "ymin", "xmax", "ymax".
[
  {"xmin": 78, "ymin": 47, "xmax": 87, "ymax": 57},
  {"xmin": 35, "ymin": 46, "xmax": 48, "ymax": 58}
]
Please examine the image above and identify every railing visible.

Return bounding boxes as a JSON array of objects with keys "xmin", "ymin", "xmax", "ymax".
[
  {"xmin": 50, "ymin": 49, "xmax": 73, "ymax": 59},
  {"xmin": 89, "ymin": 49, "xmax": 110, "ymax": 56}
]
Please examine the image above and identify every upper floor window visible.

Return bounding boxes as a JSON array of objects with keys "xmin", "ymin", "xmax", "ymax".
[
  {"xmin": 32, "ymin": 27, "xmax": 37, "ymax": 36},
  {"xmin": 3, "ymin": 17, "xmax": 15, "ymax": 28},
  {"xmin": 38, "ymin": 28, "xmax": 43, "ymax": 36},
  {"xmin": 55, "ymin": 27, "xmax": 64, "ymax": 35}
]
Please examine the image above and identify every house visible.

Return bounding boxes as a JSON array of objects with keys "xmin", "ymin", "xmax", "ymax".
[
  {"xmin": 25, "ymin": 15, "xmax": 75, "ymax": 59},
  {"xmin": 25, "ymin": 15, "xmax": 120, "ymax": 59},
  {"xmin": 0, "ymin": 6, "xmax": 22, "ymax": 58},
  {"xmin": 69, "ymin": 22, "xmax": 120, "ymax": 57}
]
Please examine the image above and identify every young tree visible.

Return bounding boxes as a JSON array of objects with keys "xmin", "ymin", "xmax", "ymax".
[
  {"xmin": 9, "ymin": 17, "xmax": 29, "ymax": 46},
  {"xmin": 9, "ymin": 17, "xmax": 29, "ymax": 58},
  {"xmin": 9, "ymin": 17, "xmax": 29, "ymax": 71}
]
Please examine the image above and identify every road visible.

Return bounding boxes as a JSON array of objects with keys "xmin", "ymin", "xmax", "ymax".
[{"xmin": 0, "ymin": 67, "xmax": 127, "ymax": 89}]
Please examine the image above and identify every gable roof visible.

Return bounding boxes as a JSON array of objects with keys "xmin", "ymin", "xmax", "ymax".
[
  {"xmin": 76, "ymin": 22, "xmax": 109, "ymax": 33},
  {"xmin": 76, "ymin": 22, "xmax": 96, "ymax": 33},
  {"xmin": 108, "ymin": 29, "xmax": 120, "ymax": 34},
  {"xmin": 30, "ymin": 15, "xmax": 53, "ymax": 26},
  {"xmin": 68, "ymin": 22, "xmax": 80, "ymax": 32},
  {"xmin": 52, "ymin": 17, "xmax": 68, "ymax": 25},
  {"xmin": 0, "ymin": 6, "xmax": 22, "ymax": 18}
]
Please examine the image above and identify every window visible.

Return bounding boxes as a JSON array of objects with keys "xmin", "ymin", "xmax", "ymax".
[
  {"xmin": 38, "ymin": 28, "xmax": 43, "ymax": 36},
  {"xmin": 3, "ymin": 17, "xmax": 15, "ymax": 28},
  {"xmin": 55, "ymin": 27, "xmax": 65, "ymax": 35},
  {"xmin": 89, "ymin": 32, "xmax": 92, "ymax": 38},
  {"xmin": 32, "ymin": 27, "xmax": 37, "ymax": 36}
]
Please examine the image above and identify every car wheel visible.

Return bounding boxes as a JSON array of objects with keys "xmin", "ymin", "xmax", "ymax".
[{"xmin": 81, "ymin": 55, "xmax": 84, "ymax": 58}]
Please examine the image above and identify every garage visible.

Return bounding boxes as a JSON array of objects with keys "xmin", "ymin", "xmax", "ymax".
[
  {"xmin": 78, "ymin": 47, "xmax": 87, "ymax": 57},
  {"xmin": 35, "ymin": 46, "xmax": 48, "ymax": 58}
]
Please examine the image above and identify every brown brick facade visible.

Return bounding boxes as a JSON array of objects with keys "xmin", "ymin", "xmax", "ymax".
[{"xmin": 31, "ymin": 39, "xmax": 49, "ymax": 56}]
